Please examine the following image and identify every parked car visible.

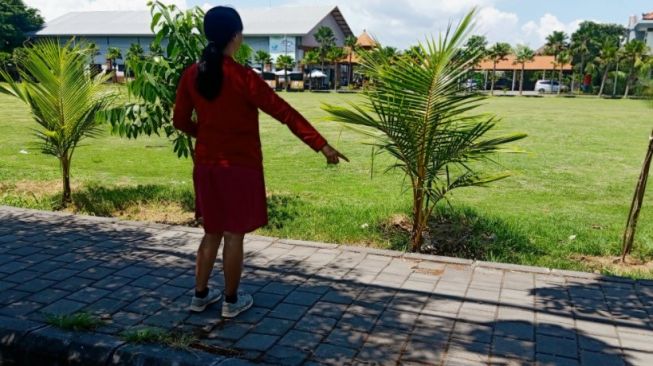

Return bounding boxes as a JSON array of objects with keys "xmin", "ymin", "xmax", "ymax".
[
  {"xmin": 461, "ymin": 79, "xmax": 478, "ymax": 91},
  {"xmin": 485, "ymin": 78, "xmax": 511, "ymax": 91},
  {"xmin": 534, "ymin": 80, "xmax": 569, "ymax": 93}
]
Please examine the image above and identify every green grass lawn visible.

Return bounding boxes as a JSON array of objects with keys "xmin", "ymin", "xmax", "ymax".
[{"xmin": 1, "ymin": 89, "xmax": 652, "ymax": 277}]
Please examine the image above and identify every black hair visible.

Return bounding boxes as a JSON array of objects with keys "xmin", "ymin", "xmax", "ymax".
[{"xmin": 197, "ymin": 6, "xmax": 243, "ymax": 100}]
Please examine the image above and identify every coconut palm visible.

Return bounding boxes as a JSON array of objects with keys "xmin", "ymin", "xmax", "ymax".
[
  {"xmin": 595, "ymin": 39, "xmax": 619, "ymax": 97},
  {"xmin": 545, "ymin": 31, "xmax": 569, "ymax": 94},
  {"xmin": 326, "ymin": 47, "xmax": 346, "ymax": 90},
  {"xmin": 87, "ymin": 42, "xmax": 100, "ymax": 64},
  {"xmin": 345, "ymin": 35, "xmax": 357, "ymax": 85},
  {"xmin": 314, "ymin": 26, "xmax": 336, "ymax": 72},
  {"xmin": 487, "ymin": 42, "xmax": 511, "ymax": 95},
  {"xmin": 323, "ymin": 10, "xmax": 527, "ymax": 252},
  {"xmin": 302, "ymin": 49, "xmax": 320, "ymax": 90},
  {"xmin": 556, "ymin": 50, "xmax": 572, "ymax": 94},
  {"xmin": 514, "ymin": 45, "xmax": 535, "ymax": 96},
  {"xmin": 105, "ymin": 46, "xmax": 122, "ymax": 83},
  {"xmin": 570, "ymin": 32, "xmax": 592, "ymax": 92},
  {"xmin": 234, "ymin": 43, "xmax": 253, "ymax": 66},
  {"xmin": 623, "ymin": 39, "xmax": 649, "ymax": 97},
  {"xmin": 126, "ymin": 43, "xmax": 144, "ymax": 78},
  {"xmin": 254, "ymin": 49, "xmax": 272, "ymax": 71},
  {"xmin": 275, "ymin": 54, "xmax": 295, "ymax": 91},
  {"xmin": 0, "ymin": 40, "xmax": 115, "ymax": 206}
]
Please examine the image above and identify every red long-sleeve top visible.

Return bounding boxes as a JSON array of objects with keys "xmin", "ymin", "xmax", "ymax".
[{"xmin": 173, "ymin": 57, "xmax": 328, "ymax": 169}]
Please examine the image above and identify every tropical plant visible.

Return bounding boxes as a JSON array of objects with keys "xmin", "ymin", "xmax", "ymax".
[
  {"xmin": 593, "ymin": 38, "xmax": 619, "ymax": 97},
  {"xmin": 0, "ymin": 40, "xmax": 115, "ymax": 206},
  {"xmin": 275, "ymin": 54, "xmax": 295, "ymax": 91},
  {"xmin": 326, "ymin": 47, "xmax": 346, "ymax": 90},
  {"xmin": 254, "ymin": 49, "xmax": 272, "ymax": 71},
  {"xmin": 234, "ymin": 43, "xmax": 253, "ymax": 66},
  {"xmin": 87, "ymin": 42, "xmax": 100, "ymax": 64},
  {"xmin": 487, "ymin": 42, "xmax": 511, "ymax": 95},
  {"xmin": 105, "ymin": 47, "xmax": 122, "ymax": 82},
  {"xmin": 322, "ymin": 10, "xmax": 527, "ymax": 252},
  {"xmin": 302, "ymin": 49, "xmax": 320, "ymax": 90},
  {"xmin": 345, "ymin": 35, "xmax": 358, "ymax": 84},
  {"xmin": 125, "ymin": 43, "xmax": 144, "ymax": 77},
  {"xmin": 556, "ymin": 50, "xmax": 572, "ymax": 94},
  {"xmin": 514, "ymin": 45, "xmax": 535, "ymax": 96},
  {"xmin": 545, "ymin": 31, "xmax": 569, "ymax": 94},
  {"xmin": 99, "ymin": 1, "xmax": 206, "ymax": 159},
  {"xmin": 623, "ymin": 39, "xmax": 649, "ymax": 97},
  {"xmin": 149, "ymin": 42, "xmax": 163, "ymax": 57},
  {"xmin": 314, "ymin": 26, "xmax": 336, "ymax": 71}
]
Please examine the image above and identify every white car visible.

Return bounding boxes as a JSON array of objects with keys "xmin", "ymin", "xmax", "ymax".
[{"xmin": 535, "ymin": 80, "xmax": 568, "ymax": 93}]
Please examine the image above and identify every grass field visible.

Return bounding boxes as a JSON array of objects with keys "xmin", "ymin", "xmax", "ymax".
[{"xmin": 1, "ymin": 90, "xmax": 652, "ymax": 277}]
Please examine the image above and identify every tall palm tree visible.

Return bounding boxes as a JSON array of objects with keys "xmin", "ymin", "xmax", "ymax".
[
  {"xmin": 514, "ymin": 45, "xmax": 535, "ymax": 96},
  {"xmin": 126, "ymin": 43, "xmax": 144, "ymax": 78},
  {"xmin": 314, "ymin": 26, "xmax": 336, "ymax": 72},
  {"xmin": 302, "ymin": 49, "xmax": 320, "ymax": 90},
  {"xmin": 487, "ymin": 42, "xmax": 512, "ymax": 95},
  {"xmin": 545, "ymin": 31, "xmax": 569, "ymax": 94},
  {"xmin": 105, "ymin": 47, "xmax": 122, "ymax": 83},
  {"xmin": 275, "ymin": 54, "xmax": 295, "ymax": 91},
  {"xmin": 595, "ymin": 39, "xmax": 619, "ymax": 97},
  {"xmin": 345, "ymin": 35, "xmax": 358, "ymax": 85},
  {"xmin": 0, "ymin": 40, "xmax": 115, "ymax": 206},
  {"xmin": 623, "ymin": 39, "xmax": 649, "ymax": 97},
  {"xmin": 326, "ymin": 47, "xmax": 346, "ymax": 90},
  {"xmin": 254, "ymin": 49, "xmax": 272, "ymax": 71},
  {"xmin": 570, "ymin": 33, "xmax": 591, "ymax": 93},
  {"xmin": 556, "ymin": 50, "xmax": 572, "ymax": 94},
  {"xmin": 87, "ymin": 42, "xmax": 100, "ymax": 65},
  {"xmin": 323, "ymin": 10, "xmax": 526, "ymax": 252}
]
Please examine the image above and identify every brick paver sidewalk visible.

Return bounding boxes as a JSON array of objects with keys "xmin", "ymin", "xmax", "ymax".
[{"xmin": 0, "ymin": 206, "xmax": 652, "ymax": 365}]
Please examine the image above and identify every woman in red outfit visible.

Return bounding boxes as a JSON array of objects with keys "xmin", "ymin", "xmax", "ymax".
[{"xmin": 173, "ymin": 6, "xmax": 348, "ymax": 318}]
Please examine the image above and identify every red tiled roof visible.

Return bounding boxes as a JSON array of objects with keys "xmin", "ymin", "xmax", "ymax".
[
  {"xmin": 476, "ymin": 55, "xmax": 572, "ymax": 71},
  {"xmin": 643, "ymin": 12, "xmax": 653, "ymax": 20}
]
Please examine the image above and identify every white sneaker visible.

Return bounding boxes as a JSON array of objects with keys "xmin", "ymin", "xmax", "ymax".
[
  {"xmin": 221, "ymin": 291, "xmax": 254, "ymax": 318},
  {"xmin": 189, "ymin": 288, "xmax": 222, "ymax": 312}
]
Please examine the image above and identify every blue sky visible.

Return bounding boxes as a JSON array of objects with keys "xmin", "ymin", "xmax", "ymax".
[{"xmin": 27, "ymin": 0, "xmax": 653, "ymax": 48}]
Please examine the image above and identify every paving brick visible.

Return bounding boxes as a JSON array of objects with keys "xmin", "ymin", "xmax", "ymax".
[
  {"xmin": 124, "ymin": 296, "xmax": 164, "ymax": 315},
  {"xmin": 53, "ymin": 276, "xmax": 94, "ymax": 292},
  {"xmin": 494, "ymin": 320, "xmax": 535, "ymax": 341},
  {"xmin": 4, "ymin": 270, "xmax": 40, "ymax": 283},
  {"xmin": 27, "ymin": 288, "xmax": 69, "ymax": 303},
  {"xmin": 235, "ymin": 333, "xmax": 279, "ymax": 351},
  {"xmin": 492, "ymin": 336, "xmax": 534, "ymax": 360},
  {"xmin": 278, "ymin": 330, "xmax": 323, "ymax": 350},
  {"xmin": 269, "ymin": 303, "xmax": 309, "ymax": 321},
  {"xmin": 253, "ymin": 317, "xmax": 295, "ymax": 335},
  {"xmin": 86, "ymin": 297, "xmax": 129, "ymax": 315},
  {"xmin": 308, "ymin": 301, "xmax": 349, "ymax": 319},
  {"xmin": 284, "ymin": 290, "xmax": 322, "ymax": 306},
  {"xmin": 263, "ymin": 345, "xmax": 308, "ymax": 366},
  {"xmin": 143, "ymin": 309, "xmax": 188, "ymax": 328},
  {"xmin": 93, "ymin": 275, "xmax": 132, "ymax": 291},
  {"xmin": 337, "ymin": 312, "xmax": 378, "ymax": 333},
  {"xmin": 0, "ymin": 300, "xmax": 43, "ymax": 317},
  {"xmin": 536, "ymin": 334, "xmax": 578, "ymax": 358},
  {"xmin": 114, "ymin": 265, "xmax": 151, "ymax": 279},
  {"xmin": 295, "ymin": 314, "xmax": 337, "ymax": 334},
  {"xmin": 66, "ymin": 287, "xmax": 111, "ymax": 303},
  {"xmin": 536, "ymin": 354, "xmax": 580, "ymax": 366},
  {"xmin": 234, "ymin": 306, "xmax": 269, "ymax": 324},
  {"xmin": 208, "ymin": 322, "xmax": 252, "ymax": 341},
  {"xmin": 260, "ymin": 281, "xmax": 296, "ymax": 295},
  {"xmin": 0, "ymin": 261, "xmax": 31, "ymax": 274},
  {"xmin": 39, "ymin": 299, "xmax": 86, "ymax": 316},
  {"xmin": 580, "ymin": 350, "xmax": 624, "ymax": 366},
  {"xmin": 252, "ymin": 292, "xmax": 284, "ymax": 309},
  {"xmin": 0, "ymin": 289, "xmax": 30, "ymax": 304},
  {"xmin": 314, "ymin": 343, "xmax": 357, "ymax": 364},
  {"xmin": 131, "ymin": 275, "xmax": 169, "ymax": 289}
]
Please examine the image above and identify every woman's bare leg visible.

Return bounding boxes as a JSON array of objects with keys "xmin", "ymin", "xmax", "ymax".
[
  {"xmin": 195, "ymin": 233, "xmax": 223, "ymax": 292},
  {"xmin": 223, "ymin": 232, "xmax": 245, "ymax": 299}
]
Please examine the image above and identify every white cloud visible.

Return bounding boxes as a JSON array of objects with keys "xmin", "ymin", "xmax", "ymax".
[
  {"xmin": 520, "ymin": 13, "xmax": 583, "ymax": 47},
  {"xmin": 24, "ymin": 0, "xmax": 188, "ymax": 21}
]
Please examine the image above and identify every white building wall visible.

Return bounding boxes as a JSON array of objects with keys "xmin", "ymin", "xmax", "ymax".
[{"xmin": 301, "ymin": 14, "xmax": 347, "ymax": 48}]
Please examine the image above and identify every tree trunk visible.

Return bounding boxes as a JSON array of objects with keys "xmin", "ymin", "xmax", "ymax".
[
  {"xmin": 490, "ymin": 62, "xmax": 497, "ymax": 95},
  {"xmin": 519, "ymin": 65, "xmax": 525, "ymax": 96},
  {"xmin": 624, "ymin": 64, "xmax": 634, "ymax": 98},
  {"xmin": 598, "ymin": 67, "xmax": 609, "ymax": 97},
  {"xmin": 410, "ymin": 184, "xmax": 426, "ymax": 252},
  {"xmin": 334, "ymin": 62, "xmax": 339, "ymax": 91},
  {"xmin": 349, "ymin": 52, "xmax": 353, "ymax": 85},
  {"xmin": 60, "ymin": 154, "xmax": 72, "ymax": 207},
  {"xmin": 621, "ymin": 130, "xmax": 653, "ymax": 261},
  {"xmin": 558, "ymin": 67, "xmax": 564, "ymax": 95}
]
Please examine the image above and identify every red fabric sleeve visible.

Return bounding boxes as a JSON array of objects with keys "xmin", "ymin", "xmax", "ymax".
[
  {"xmin": 173, "ymin": 68, "xmax": 198, "ymax": 138},
  {"xmin": 245, "ymin": 70, "xmax": 328, "ymax": 152}
]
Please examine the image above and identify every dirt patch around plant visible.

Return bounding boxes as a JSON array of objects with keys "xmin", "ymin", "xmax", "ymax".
[{"xmin": 571, "ymin": 254, "xmax": 653, "ymax": 275}]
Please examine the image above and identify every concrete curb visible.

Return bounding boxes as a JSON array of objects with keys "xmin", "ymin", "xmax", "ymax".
[
  {"xmin": 0, "ymin": 206, "xmax": 642, "ymax": 283},
  {"xmin": 0, "ymin": 316, "xmax": 229, "ymax": 366}
]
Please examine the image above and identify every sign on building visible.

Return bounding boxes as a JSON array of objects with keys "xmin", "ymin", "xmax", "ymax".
[{"xmin": 270, "ymin": 36, "xmax": 296, "ymax": 61}]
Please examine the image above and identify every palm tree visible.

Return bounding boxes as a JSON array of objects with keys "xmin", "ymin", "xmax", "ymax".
[
  {"xmin": 514, "ymin": 45, "xmax": 535, "ymax": 96},
  {"xmin": 556, "ymin": 51, "xmax": 572, "ymax": 94},
  {"xmin": 275, "ymin": 54, "xmax": 295, "ymax": 91},
  {"xmin": 302, "ymin": 49, "xmax": 320, "ymax": 90},
  {"xmin": 545, "ymin": 31, "xmax": 569, "ymax": 94},
  {"xmin": 595, "ymin": 39, "xmax": 619, "ymax": 97},
  {"xmin": 487, "ymin": 42, "xmax": 512, "ymax": 95},
  {"xmin": 126, "ymin": 43, "xmax": 144, "ymax": 78},
  {"xmin": 323, "ymin": 10, "xmax": 527, "ymax": 252},
  {"xmin": 314, "ymin": 26, "xmax": 336, "ymax": 72},
  {"xmin": 0, "ymin": 40, "xmax": 115, "ymax": 206},
  {"xmin": 623, "ymin": 39, "xmax": 649, "ymax": 97},
  {"xmin": 87, "ymin": 42, "xmax": 100, "ymax": 65},
  {"xmin": 570, "ymin": 33, "xmax": 591, "ymax": 93},
  {"xmin": 105, "ymin": 47, "xmax": 122, "ymax": 83},
  {"xmin": 234, "ymin": 43, "xmax": 254, "ymax": 66},
  {"xmin": 254, "ymin": 50, "xmax": 272, "ymax": 72},
  {"xmin": 326, "ymin": 47, "xmax": 346, "ymax": 90},
  {"xmin": 345, "ymin": 35, "xmax": 357, "ymax": 85},
  {"xmin": 149, "ymin": 43, "xmax": 163, "ymax": 58}
]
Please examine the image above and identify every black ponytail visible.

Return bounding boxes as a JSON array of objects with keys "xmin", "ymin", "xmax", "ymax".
[{"xmin": 197, "ymin": 6, "xmax": 243, "ymax": 100}]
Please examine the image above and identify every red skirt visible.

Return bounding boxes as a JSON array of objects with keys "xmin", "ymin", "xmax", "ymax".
[{"xmin": 193, "ymin": 163, "xmax": 268, "ymax": 234}]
